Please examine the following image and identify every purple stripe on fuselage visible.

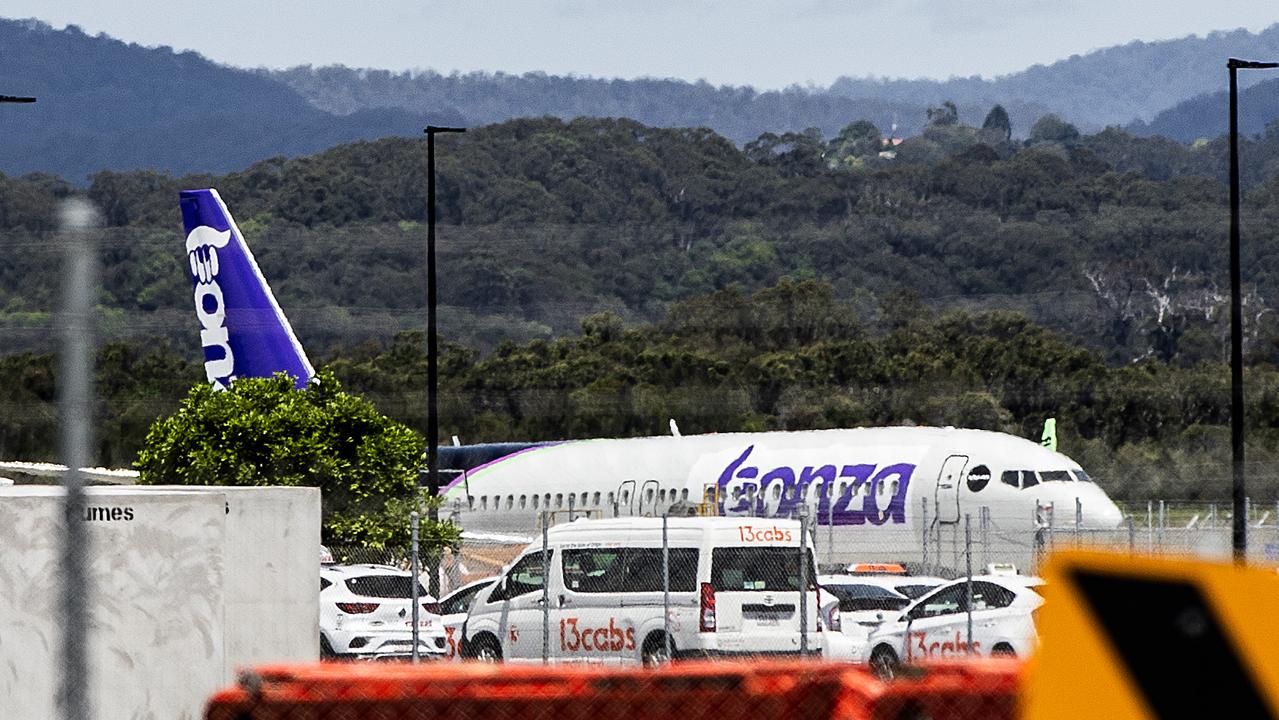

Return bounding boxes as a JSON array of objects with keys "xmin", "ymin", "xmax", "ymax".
[{"xmin": 442, "ymin": 443, "xmax": 565, "ymax": 493}]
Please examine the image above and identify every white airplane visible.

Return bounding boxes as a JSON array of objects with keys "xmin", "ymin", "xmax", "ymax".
[
  {"xmin": 180, "ymin": 190, "xmax": 1126, "ymax": 570},
  {"xmin": 437, "ymin": 427, "xmax": 1124, "ymax": 572}
]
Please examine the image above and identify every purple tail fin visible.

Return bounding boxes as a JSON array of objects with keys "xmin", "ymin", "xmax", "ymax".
[{"xmin": 179, "ymin": 189, "xmax": 314, "ymax": 390}]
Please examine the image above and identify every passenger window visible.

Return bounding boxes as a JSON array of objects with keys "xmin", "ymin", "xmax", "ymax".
[
  {"xmin": 681, "ymin": 489, "xmax": 689, "ymax": 501},
  {"xmin": 1021, "ymin": 471, "xmax": 1039, "ymax": 489},
  {"xmin": 970, "ymin": 582, "xmax": 1016, "ymax": 611},
  {"xmin": 645, "ymin": 488, "xmax": 654, "ymax": 502},
  {"xmin": 1001, "ymin": 471, "xmax": 1019, "ymax": 488},
  {"xmin": 467, "ymin": 496, "xmax": 475, "ymax": 510},
  {"xmin": 908, "ymin": 585, "xmax": 966, "ymax": 620},
  {"xmin": 532, "ymin": 495, "xmax": 539, "ymax": 509},
  {"xmin": 622, "ymin": 490, "xmax": 630, "ymax": 504},
  {"xmin": 580, "ymin": 492, "xmax": 588, "ymax": 507},
  {"xmin": 555, "ymin": 493, "xmax": 563, "ymax": 508},
  {"xmin": 491, "ymin": 551, "xmax": 553, "ymax": 601},
  {"xmin": 506, "ymin": 496, "xmax": 514, "ymax": 510},
  {"xmin": 480, "ymin": 496, "xmax": 488, "ymax": 510},
  {"xmin": 520, "ymin": 495, "xmax": 527, "ymax": 509},
  {"xmin": 839, "ymin": 483, "xmax": 848, "ymax": 497},
  {"xmin": 607, "ymin": 492, "xmax": 615, "ymax": 505},
  {"xmin": 544, "ymin": 493, "xmax": 551, "ymax": 508},
  {"xmin": 492, "ymin": 495, "xmax": 500, "ymax": 511},
  {"xmin": 592, "ymin": 492, "xmax": 601, "ymax": 506}
]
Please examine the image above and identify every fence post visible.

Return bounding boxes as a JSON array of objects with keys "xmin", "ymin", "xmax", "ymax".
[
  {"xmin": 921, "ymin": 496, "xmax": 929, "ymax": 574},
  {"xmin": 964, "ymin": 514, "xmax": 973, "ymax": 653},
  {"xmin": 569, "ymin": 492, "xmax": 576, "ymax": 522},
  {"xmin": 827, "ymin": 481, "xmax": 834, "ymax": 567},
  {"xmin": 1075, "ymin": 497, "xmax": 1082, "ymax": 547},
  {"xmin": 980, "ymin": 506, "xmax": 990, "ymax": 570},
  {"xmin": 799, "ymin": 506, "xmax": 809, "ymax": 657},
  {"xmin": 1147, "ymin": 500, "xmax": 1154, "ymax": 553},
  {"xmin": 411, "ymin": 511, "xmax": 420, "ymax": 663},
  {"xmin": 1158, "ymin": 500, "xmax": 1166, "ymax": 552},
  {"xmin": 541, "ymin": 511, "xmax": 550, "ymax": 664},
  {"xmin": 1127, "ymin": 515, "xmax": 1136, "ymax": 555},
  {"xmin": 662, "ymin": 513, "xmax": 672, "ymax": 662}
]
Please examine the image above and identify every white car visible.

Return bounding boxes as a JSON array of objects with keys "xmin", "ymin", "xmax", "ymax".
[
  {"xmin": 863, "ymin": 575, "xmax": 1044, "ymax": 678},
  {"xmin": 319, "ymin": 564, "xmax": 449, "ymax": 660},
  {"xmin": 438, "ymin": 576, "xmax": 497, "ymax": 661},
  {"xmin": 818, "ymin": 575, "xmax": 912, "ymax": 661}
]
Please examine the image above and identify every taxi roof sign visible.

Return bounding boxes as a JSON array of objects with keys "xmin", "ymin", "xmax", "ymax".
[
  {"xmin": 1024, "ymin": 551, "xmax": 1279, "ymax": 719},
  {"xmin": 846, "ymin": 562, "xmax": 907, "ymax": 575}
]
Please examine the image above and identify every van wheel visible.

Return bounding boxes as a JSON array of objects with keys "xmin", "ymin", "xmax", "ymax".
[
  {"xmin": 870, "ymin": 645, "xmax": 900, "ymax": 681},
  {"xmin": 991, "ymin": 643, "xmax": 1016, "ymax": 658},
  {"xmin": 642, "ymin": 633, "xmax": 674, "ymax": 667},
  {"xmin": 469, "ymin": 634, "xmax": 502, "ymax": 663}
]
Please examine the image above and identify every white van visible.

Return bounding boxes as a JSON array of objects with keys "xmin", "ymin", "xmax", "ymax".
[{"xmin": 461, "ymin": 517, "xmax": 823, "ymax": 665}]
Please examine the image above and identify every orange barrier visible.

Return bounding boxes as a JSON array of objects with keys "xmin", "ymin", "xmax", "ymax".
[
  {"xmin": 833, "ymin": 659, "xmax": 1022, "ymax": 720},
  {"xmin": 206, "ymin": 660, "xmax": 848, "ymax": 720}
]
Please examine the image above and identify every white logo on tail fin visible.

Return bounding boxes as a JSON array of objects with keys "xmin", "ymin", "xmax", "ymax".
[{"xmin": 187, "ymin": 225, "xmax": 235, "ymax": 389}]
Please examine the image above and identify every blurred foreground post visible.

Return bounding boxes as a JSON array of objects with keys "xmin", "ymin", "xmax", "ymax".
[
  {"xmin": 58, "ymin": 198, "xmax": 99, "ymax": 720},
  {"xmin": 1228, "ymin": 57, "xmax": 1279, "ymax": 562}
]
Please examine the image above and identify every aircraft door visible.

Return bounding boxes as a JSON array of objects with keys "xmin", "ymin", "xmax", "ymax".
[
  {"xmin": 615, "ymin": 481, "xmax": 636, "ymax": 517},
  {"xmin": 935, "ymin": 455, "xmax": 967, "ymax": 524},
  {"xmin": 638, "ymin": 480, "xmax": 660, "ymax": 517}
]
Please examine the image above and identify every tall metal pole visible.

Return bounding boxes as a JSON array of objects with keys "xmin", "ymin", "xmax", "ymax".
[
  {"xmin": 424, "ymin": 125, "xmax": 464, "ymax": 597},
  {"xmin": 58, "ymin": 198, "xmax": 98, "ymax": 720},
  {"xmin": 1227, "ymin": 58, "xmax": 1278, "ymax": 563}
]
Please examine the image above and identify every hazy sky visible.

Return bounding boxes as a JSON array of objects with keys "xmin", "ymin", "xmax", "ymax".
[{"xmin": 4, "ymin": 1, "xmax": 1279, "ymax": 89}]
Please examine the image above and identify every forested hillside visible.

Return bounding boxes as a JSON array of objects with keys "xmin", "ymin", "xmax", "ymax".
[{"xmin": 5, "ymin": 114, "xmax": 1279, "ymax": 501}]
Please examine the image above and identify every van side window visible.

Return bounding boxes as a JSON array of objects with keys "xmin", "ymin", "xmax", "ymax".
[
  {"xmin": 565, "ymin": 548, "xmax": 699, "ymax": 593},
  {"xmin": 490, "ymin": 551, "xmax": 553, "ymax": 602}
]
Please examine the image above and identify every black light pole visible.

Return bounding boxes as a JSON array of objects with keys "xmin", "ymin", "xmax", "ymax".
[
  {"xmin": 424, "ymin": 124, "xmax": 464, "ymax": 598},
  {"xmin": 1228, "ymin": 58, "xmax": 1277, "ymax": 563}
]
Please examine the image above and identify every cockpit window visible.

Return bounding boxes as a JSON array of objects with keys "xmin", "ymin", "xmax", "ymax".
[
  {"xmin": 1072, "ymin": 470, "xmax": 1092, "ymax": 483},
  {"xmin": 1021, "ymin": 471, "xmax": 1039, "ymax": 489},
  {"xmin": 1040, "ymin": 470, "xmax": 1071, "ymax": 483},
  {"xmin": 1001, "ymin": 471, "xmax": 1019, "ymax": 488}
]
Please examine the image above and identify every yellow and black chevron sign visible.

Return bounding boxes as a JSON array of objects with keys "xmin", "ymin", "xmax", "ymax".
[{"xmin": 1025, "ymin": 551, "xmax": 1279, "ymax": 719}]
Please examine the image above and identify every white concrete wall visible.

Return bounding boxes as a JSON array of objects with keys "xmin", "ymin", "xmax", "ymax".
[
  {"xmin": 0, "ymin": 487, "xmax": 226, "ymax": 720},
  {"xmin": 0, "ymin": 484, "xmax": 321, "ymax": 718},
  {"xmin": 198, "ymin": 485, "xmax": 320, "ymax": 676}
]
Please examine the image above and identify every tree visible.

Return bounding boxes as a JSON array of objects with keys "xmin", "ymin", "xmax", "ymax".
[
  {"xmin": 981, "ymin": 105, "xmax": 1012, "ymax": 143},
  {"xmin": 135, "ymin": 371, "xmax": 460, "ymax": 549},
  {"xmin": 827, "ymin": 120, "xmax": 883, "ymax": 169},
  {"xmin": 1027, "ymin": 114, "xmax": 1080, "ymax": 148},
  {"xmin": 926, "ymin": 101, "xmax": 959, "ymax": 127}
]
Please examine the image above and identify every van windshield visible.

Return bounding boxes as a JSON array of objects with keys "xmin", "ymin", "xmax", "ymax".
[{"xmin": 711, "ymin": 547, "xmax": 816, "ymax": 592}]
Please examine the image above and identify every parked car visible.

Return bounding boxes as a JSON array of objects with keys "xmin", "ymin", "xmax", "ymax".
[
  {"xmin": 320, "ymin": 564, "xmax": 448, "ymax": 660},
  {"xmin": 439, "ymin": 576, "xmax": 497, "ymax": 661},
  {"xmin": 863, "ymin": 575, "xmax": 1044, "ymax": 679},
  {"xmin": 818, "ymin": 575, "xmax": 911, "ymax": 661}
]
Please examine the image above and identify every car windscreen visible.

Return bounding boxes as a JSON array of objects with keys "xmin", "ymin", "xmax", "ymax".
[
  {"xmin": 823, "ymin": 584, "xmax": 910, "ymax": 612},
  {"xmin": 344, "ymin": 575, "xmax": 426, "ymax": 599},
  {"xmin": 895, "ymin": 583, "xmax": 940, "ymax": 600},
  {"xmin": 711, "ymin": 547, "xmax": 816, "ymax": 591}
]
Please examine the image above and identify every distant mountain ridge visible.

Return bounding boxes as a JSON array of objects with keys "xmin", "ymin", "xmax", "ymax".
[
  {"xmin": 4, "ymin": 17, "xmax": 1279, "ymax": 180},
  {"xmin": 1132, "ymin": 76, "xmax": 1279, "ymax": 141},
  {"xmin": 829, "ymin": 25, "xmax": 1279, "ymax": 130}
]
